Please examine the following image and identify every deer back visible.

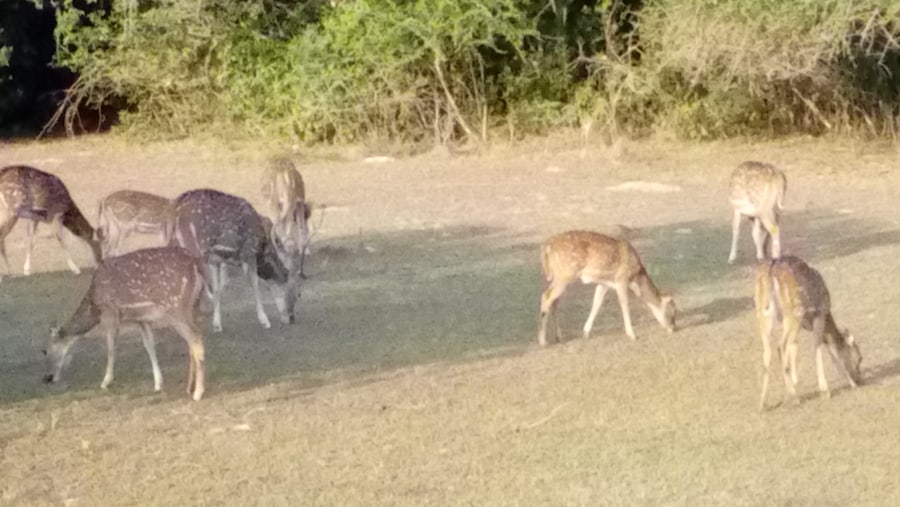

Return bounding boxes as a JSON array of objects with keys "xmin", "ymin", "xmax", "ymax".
[
  {"xmin": 261, "ymin": 158, "xmax": 306, "ymax": 221},
  {"xmin": 171, "ymin": 189, "xmax": 263, "ymax": 264},
  {"xmin": 0, "ymin": 165, "xmax": 100, "ymax": 260},
  {"xmin": 542, "ymin": 230, "xmax": 642, "ymax": 285},
  {"xmin": 91, "ymin": 246, "xmax": 205, "ymax": 316},
  {"xmin": 729, "ymin": 161, "xmax": 787, "ymax": 213},
  {"xmin": 0, "ymin": 165, "xmax": 76, "ymax": 220},
  {"xmin": 100, "ymin": 190, "xmax": 171, "ymax": 229},
  {"xmin": 767, "ymin": 256, "xmax": 831, "ymax": 324}
]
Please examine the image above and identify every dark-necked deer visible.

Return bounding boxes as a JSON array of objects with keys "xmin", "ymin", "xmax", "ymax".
[
  {"xmin": 538, "ymin": 230, "xmax": 677, "ymax": 347},
  {"xmin": 170, "ymin": 188, "xmax": 299, "ymax": 333},
  {"xmin": 43, "ymin": 246, "xmax": 207, "ymax": 401},
  {"xmin": 728, "ymin": 161, "xmax": 787, "ymax": 264},
  {"xmin": 261, "ymin": 157, "xmax": 311, "ymax": 277},
  {"xmin": 0, "ymin": 165, "xmax": 101, "ymax": 279},
  {"xmin": 97, "ymin": 190, "xmax": 172, "ymax": 258},
  {"xmin": 754, "ymin": 256, "xmax": 862, "ymax": 411}
]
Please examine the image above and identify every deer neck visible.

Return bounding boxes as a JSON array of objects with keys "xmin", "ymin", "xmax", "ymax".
[
  {"xmin": 633, "ymin": 268, "xmax": 663, "ymax": 307},
  {"xmin": 59, "ymin": 290, "xmax": 101, "ymax": 339},
  {"xmin": 824, "ymin": 313, "xmax": 847, "ymax": 347},
  {"xmin": 62, "ymin": 205, "xmax": 102, "ymax": 262}
]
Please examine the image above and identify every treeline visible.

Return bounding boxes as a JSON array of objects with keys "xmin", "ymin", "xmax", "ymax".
[{"xmin": 3, "ymin": 0, "xmax": 900, "ymax": 143}]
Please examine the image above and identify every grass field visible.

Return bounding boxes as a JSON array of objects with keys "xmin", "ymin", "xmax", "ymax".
[{"xmin": 1, "ymin": 134, "xmax": 900, "ymax": 505}]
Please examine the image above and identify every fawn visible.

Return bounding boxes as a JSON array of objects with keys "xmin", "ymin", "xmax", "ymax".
[
  {"xmin": 538, "ymin": 230, "xmax": 677, "ymax": 346},
  {"xmin": 0, "ymin": 165, "xmax": 101, "ymax": 278},
  {"xmin": 96, "ymin": 190, "xmax": 172, "ymax": 257},
  {"xmin": 260, "ymin": 157, "xmax": 312, "ymax": 276},
  {"xmin": 44, "ymin": 246, "xmax": 207, "ymax": 401},
  {"xmin": 170, "ymin": 188, "xmax": 300, "ymax": 333},
  {"xmin": 728, "ymin": 161, "xmax": 787, "ymax": 264},
  {"xmin": 754, "ymin": 256, "xmax": 862, "ymax": 410}
]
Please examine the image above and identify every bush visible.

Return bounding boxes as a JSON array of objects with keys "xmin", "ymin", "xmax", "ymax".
[{"xmin": 40, "ymin": 0, "xmax": 900, "ymax": 143}]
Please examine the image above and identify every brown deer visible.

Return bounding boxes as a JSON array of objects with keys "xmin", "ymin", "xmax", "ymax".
[
  {"xmin": 754, "ymin": 256, "xmax": 862, "ymax": 411},
  {"xmin": 260, "ymin": 157, "xmax": 311, "ymax": 276},
  {"xmin": 96, "ymin": 190, "xmax": 172, "ymax": 258},
  {"xmin": 0, "ymin": 165, "xmax": 101, "ymax": 279},
  {"xmin": 728, "ymin": 161, "xmax": 787, "ymax": 264},
  {"xmin": 43, "ymin": 246, "xmax": 207, "ymax": 401},
  {"xmin": 170, "ymin": 188, "xmax": 300, "ymax": 333},
  {"xmin": 538, "ymin": 230, "xmax": 677, "ymax": 347}
]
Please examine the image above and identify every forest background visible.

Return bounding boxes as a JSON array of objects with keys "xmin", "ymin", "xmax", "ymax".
[{"xmin": 2, "ymin": 0, "xmax": 900, "ymax": 145}]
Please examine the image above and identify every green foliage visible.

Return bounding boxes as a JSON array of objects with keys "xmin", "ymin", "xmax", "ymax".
[
  {"xmin": 639, "ymin": 0, "xmax": 900, "ymax": 138},
  {"xmin": 38, "ymin": 0, "xmax": 900, "ymax": 142}
]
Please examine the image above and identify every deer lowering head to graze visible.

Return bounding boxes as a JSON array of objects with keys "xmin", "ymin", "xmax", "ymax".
[
  {"xmin": 43, "ymin": 246, "xmax": 207, "ymax": 401},
  {"xmin": 260, "ymin": 157, "xmax": 311, "ymax": 276},
  {"xmin": 0, "ymin": 165, "xmax": 101, "ymax": 279},
  {"xmin": 538, "ymin": 230, "xmax": 677, "ymax": 347},
  {"xmin": 170, "ymin": 188, "xmax": 300, "ymax": 333},
  {"xmin": 754, "ymin": 256, "xmax": 862, "ymax": 411},
  {"xmin": 96, "ymin": 190, "xmax": 172, "ymax": 258},
  {"xmin": 728, "ymin": 161, "xmax": 787, "ymax": 264}
]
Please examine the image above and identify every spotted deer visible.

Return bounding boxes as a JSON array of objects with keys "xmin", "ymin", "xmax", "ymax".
[
  {"xmin": 170, "ymin": 188, "xmax": 299, "ymax": 333},
  {"xmin": 538, "ymin": 230, "xmax": 677, "ymax": 347},
  {"xmin": 754, "ymin": 256, "xmax": 862, "ymax": 411},
  {"xmin": 43, "ymin": 246, "xmax": 207, "ymax": 401},
  {"xmin": 728, "ymin": 161, "xmax": 787, "ymax": 264},
  {"xmin": 260, "ymin": 157, "xmax": 311, "ymax": 277},
  {"xmin": 0, "ymin": 165, "xmax": 101, "ymax": 279},
  {"xmin": 97, "ymin": 190, "xmax": 172, "ymax": 258}
]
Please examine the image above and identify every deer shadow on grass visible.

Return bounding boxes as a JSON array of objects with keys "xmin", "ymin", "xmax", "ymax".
[
  {"xmin": 861, "ymin": 356, "xmax": 900, "ymax": 386},
  {"xmin": 5, "ymin": 206, "xmax": 900, "ymax": 406},
  {"xmin": 0, "ymin": 225, "xmax": 544, "ymax": 405}
]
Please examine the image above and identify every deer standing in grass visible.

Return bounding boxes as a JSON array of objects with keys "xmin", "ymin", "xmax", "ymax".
[
  {"xmin": 96, "ymin": 190, "xmax": 172, "ymax": 258},
  {"xmin": 538, "ymin": 231, "xmax": 677, "ymax": 347},
  {"xmin": 0, "ymin": 165, "xmax": 101, "ymax": 279},
  {"xmin": 260, "ymin": 157, "xmax": 311, "ymax": 277},
  {"xmin": 43, "ymin": 246, "xmax": 208, "ymax": 401},
  {"xmin": 754, "ymin": 256, "xmax": 862, "ymax": 410},
  {"xmin": 170, "ymin": 188, "xmax": 299, "ymax": 333},
  {"xmin": 728, "ymin": 161, "xmax": 787, "ymax": 264}
]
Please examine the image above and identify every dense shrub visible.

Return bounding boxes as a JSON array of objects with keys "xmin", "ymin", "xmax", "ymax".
[{"xmin": 32, "ymin": 0, "xmax": 900, "ymax": 142}]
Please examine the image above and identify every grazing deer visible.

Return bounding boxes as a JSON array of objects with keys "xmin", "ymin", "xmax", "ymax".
[
  {"xmin": 754, "ymin": 256, "xmax": 862, "ymax": 410},
  {"xmin": 96, "ymin": 190, "xmax": 172, "ymax": 258},
  {"xmin": 538, "ymin": 230, "xmax": 677, "ymax": 347},
  {"xmin": 728, "ymin": 161, "xmax": 787, "ymax": 264},
  {"xmin": 43, "ymin": 246, "xmax": 207, "ymax": 401},
  {"xmin": 170, "ymin": 188, "xmax": 299, "ymax": 333},
  {"xmin": 260, "ymin": 157, "xmax": 311, "ymax": 276},
  {"xmin": 0, "ymin": 165, "xmax": 101, "ymax": 278}
]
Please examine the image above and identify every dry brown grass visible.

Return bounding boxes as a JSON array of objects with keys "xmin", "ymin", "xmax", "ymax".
[{"xmin": 1, "ymin": 134, "xmax": 900, "ymax": 505}]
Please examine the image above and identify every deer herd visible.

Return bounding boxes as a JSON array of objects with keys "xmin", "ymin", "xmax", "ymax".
[{"xmin": 0, "ymin": 157, "xmax": 863, "ymax": 409}]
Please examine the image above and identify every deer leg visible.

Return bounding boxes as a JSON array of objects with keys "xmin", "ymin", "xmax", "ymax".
[
  {"xmin": 100, "ymin": 315, "xmax": 120, "ymax": 390},
  {"xmin": 751, "ymin": 217, "xmax": 766, "ymax": 261},
  {"xmin": 728, "ymin": 210, "xmax": 742, "ymax": 264},
  {"xmin": 538, "ymin": 280, "xmax": 568, "ymax": 346},
  {"xmin": 209, "ymin": 263, "xmax": 226, "ymax": 333},
  {"xmin": 139, "ymin": 323, "xmax": 163, "ymax": 392},
  {"xmin": 243, "ymin": 262, "xmax": 272, "ymax": 330},
  {"xmin": 759, "ymin": 212, "xmax": 781, "ymax": 259},
  {"xmin": 0, "ymin": 214, "xmax": 18, "ymax": 278},
  {"xmin": 757, "ymin": 302, "xmax": 776, "ymax": 411},
  {"xmin": 23, "ymin": 219, "xmax": 37, "ymax": 276},
  {"xmin": 172, "ymin": 320, "xmax": 205, "ymax": 401},
  {"xmin": 780, "ymin": 317, "xmax": 801, "ymax": 403},
  {"xmin": 52, "ymin": 216, "xmax": 81, "ymax": 274},
  {"xmin": 582, "ymin": 284, "xmax": 609, "ymax": 340},
  {"xmin": 614, "ymin": 281, "xmax": 636, "ymax": 340}
]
